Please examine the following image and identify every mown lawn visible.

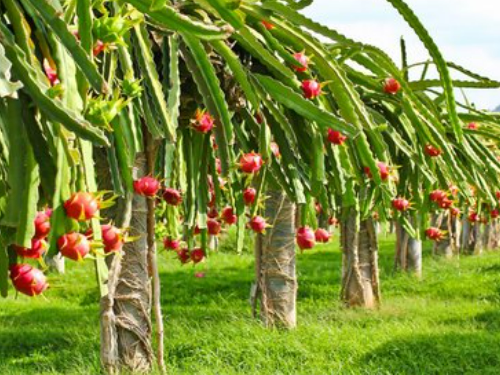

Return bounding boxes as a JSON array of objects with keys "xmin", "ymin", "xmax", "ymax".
[{"xmin": 1, "ymin": 235, "xmax": 500, "ymax": 374}]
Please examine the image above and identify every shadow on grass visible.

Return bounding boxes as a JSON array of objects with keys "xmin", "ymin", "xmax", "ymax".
[
  {"xmin": 158, "ymin": 238, "xmax": 426, "ymax": 313},
  {"xmin": 0, "ymin": 307, "xmax": 100, "ymax": 374},
  {"xmin": 474, "ymin": 309, "xmax": 500, "ymax": 330},
  {"xmin": 159, "ymin": 235, "xmax": 437, "ymax": 307},
  {"xmin": 479, "ymin": 263, "xmax": 500, "ymax": 274},
  {"xmin": 482, "ymin": 285, "xmax": 500, "ymax": 304},
  {"xmin": 161, "ymin": 247, "xmax": 345, "ymax": 310},
  {"xmin": 361, "ymin": 332, "xmax": 500, "ymax": 375}
]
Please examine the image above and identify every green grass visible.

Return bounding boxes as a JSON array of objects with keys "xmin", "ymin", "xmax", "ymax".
[{"xmin": 2, "ymin": 235, "xmax": 500, "ymax": 374}]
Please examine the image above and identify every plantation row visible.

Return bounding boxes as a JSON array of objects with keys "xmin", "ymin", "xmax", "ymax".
[
  {"xmin": 1, "ymin": 0, "xmax": 499, "ymax": 373},
  {"xmin": 10, "ymin": 168, "xmax": 500, "ymax": 296}
]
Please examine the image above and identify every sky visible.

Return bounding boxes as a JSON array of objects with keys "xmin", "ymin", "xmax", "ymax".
[{"xmin": 302, "ymin": 0, "xmax": 500, "ymax": 110}]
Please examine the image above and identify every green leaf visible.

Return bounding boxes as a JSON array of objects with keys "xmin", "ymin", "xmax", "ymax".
[
  {"xmin": 150, "ymin": 0, "xmax": 167, "ymax": 11},
  {"xmin": 0, "ymin": 238, "xmax": 7, "ymax": 297},
  {"xmin": 447, "ymin": 61, "xmax": 500, "ymax": 85},
  {"xmin": 409, "ymin": 79, "xmax": 500, "ymax": 91},
  {"xmin": 14, "ymin": 147, "xmax": 39, "ymax": 248},
  {"xmin": 1, "ymin": 99, "xmax": 39, "ymax": 249},
  {"xmin": 197, "ymin": 137, "xmax": 210, "ymax": 236},
  {"xmin": 21, "ymin": 101, "xmax": 57, "ymax": 196},
  {"xmin": 310, "ymin": 130, "xmax": 325, "ymax": 197},
  {"xmin": 266, "ymin": 110, "xmax": 306, "ymax": 203},
  {"xmin": 132, "ymin": 24, "xmax": 176, "ymax": 141},
  {"xmin": 255, "ymin": 22, "xmax": 305, "ymax": 69},
  {"xmin": 232, "ymin": 26, "xmax": 295, "ymax": 81},
  {"xmin": 384, "ymin": 0, "xmax": 463, "ymax": 142},
  {"xmin": 0, "ymin": 24, "xmax": 110, "ymax": 146},
  {"xmin": 75, "ymin": 0, "xmax": 93, "ymax": 96},
  {"xmin": 25, "ymin": 0, "xmax": 107, "ymax": 93},
  {"xmin": 210, "ymin": 40, "xmax": 260, "ymax": 111},
  {"xmin": 0, "ymin": 45, "xmax": 22, "ymax": 97},
  {"xmin": 124, "ymin": 0, "xmax": 229, "ymax": 40},
  {"xmin": 80, "ymin": 140, "xmax": 109, "ymax": 297},
  {"xmin": 47, "ymin": 123, "xmax": 72, "ymax": 258},
  {"xmin": 112, "ymin": 116, "xmax": 134, "ymax": 192},
  {"xmin": 253, "ymin": 74, "xmax": 356, "ymax": 136},
  {"xmin": 181, "ymin": 34, "xmax": 234, "ymax": 178},
  {"xmin": 182, "ymin": 129, "xmax": 197, "ymax": 228},
  {"xmin": 165, "ymin": 35, "xmax": 181, "ymax": 129},
  {"xmin": 204, "ymin": 0, "xmax": 245, "ymax": 30}
]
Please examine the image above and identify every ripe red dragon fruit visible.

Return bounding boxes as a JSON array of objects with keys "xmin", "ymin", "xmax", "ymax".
[
  {"xmin": 296, "ymin": 226, "xmax": 316, "ymax": 250},
  {"xmin": 14, "ymin": 238, "xmax": 47, "ymax": 259},
  {"xmin": 100, "ymin": 225, "xmax": 123, "ymax": 253},
  {"xmin": 467, "ymin": 122, "xmax": 479, "ymax": 130},
  {"xmin": 93, "ymin": 40, "xmax": 106, "ymax": 56},
  {"xmin": 177, "ymin": 248, "xmax": 191, "ymax": 264},
  {"xmin": 270, "ymin": 142, "xmax": 281, "ymax": 158},
  {"xmin": 425, "ymin": 227, "xmax": 444, "ymax": 241},
  {"xmin": 34, "ymin": 210, "xmax": 51, "ymax": 239},
  {"xmin": 383, "ymin": 77, "xmax": 401, "ymax": 95},
  {"xmin": 163, "ymin": 237, "xmax": 180, "ymax": 251},
  {"xmin": 10, "ymin": 264, "xmax": 48, "ymax": 296},
  {"xmin": 192, "ymin": 109, "xmax": 215, "ymax": 133},
  {"xmin": 314, "ymin": 228, "xmax": 331, "ymax": 243},
  {"xmin": 392, "ymin": 198, "xmax": 410, "ymax": 212},
  {"xmin": 239, "ymin": 152, "xmax": 263, "ymax": 174},
  {"xmin": 327, "ymin": 129, "xmax": 347, "ymax": 145},
  {"xmin": 243, "ymin": 187, "xmax": 257, "ymax": 206},
  {"xmin": 328, "ymin": 217, "xmax": 339, "ymax": 226},
  {"xmin": 424, "ymin": 144, "xmax": 442, "ymax": 157},
  {"xmin": 292, "ymin": 52, "xmax": 309, "ymax": 72},
  {"xmin": 207, "ymin": 207, "xmax": 218, "ymax": 219},
  {"xmin": 377, "ymin": 162, "xmax": 390, "ymax": 180},
  {"xmin": 190, "ymin": 248, "xmax": 206, "ymax": 264},
  {"xmin": 429, "ymin": 190, "xmax": 447, "ymax": 203},
  {"xmin": 364, "ymin": 162, "xmax": 390, "ymax": 181},
  {"xmin": 450, "ymin": 207, "xmax": 461, "ymax": 217},
  {"xmin": 163, "ymin": 188, "xmax": 183, "ymax": 206},
  {"xmin": 207, "ymin": 219, "xmax": 221, "ymax": 236},
  {"xmin": 261, "ymin": 20, "xmax": 274, "ymax": 30},
  {"xmin": 301, "ymin": 79, "xmax": 321, "ymax": 99},
  {"xmin": 248, "ymin": 216, "xmax": 267, "ymax": 233},
  {"xmin": 133, "ymin": 176, "xmax": 160, "ymax": 197},
  {"xmin": 64, "ymin": 192, "xmax": 100, "ymax": 221},
  {"xmin": 438, "ymin": 198, "xmax": 453, "ymax": 210},
  {"xmin": 221, "ymin": 207, "xmax": 237, "ymax": 225},
  {"xmin": 491, "ymin": 209, "xmax": 500, "ymax": 219},
  {"xmin": 57, "ymin": 232, "xmax": 91, "ymax": 261},
  {"xmin": 468, "ymin": 212, "xmax": 479, "ymax": 223}
]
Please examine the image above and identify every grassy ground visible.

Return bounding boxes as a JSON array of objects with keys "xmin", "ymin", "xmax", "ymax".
[{"xmin": 2, "ymin": 235, "xmax": 500, "ymax": 374}]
